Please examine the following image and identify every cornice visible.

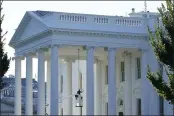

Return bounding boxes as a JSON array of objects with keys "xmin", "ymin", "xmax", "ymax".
[{"xmin": 51, "ymin": 28, "xmax": 148, "ymax": 40}]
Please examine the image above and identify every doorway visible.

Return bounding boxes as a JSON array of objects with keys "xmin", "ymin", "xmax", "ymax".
[{"xmin": 119, "ymin": 112, "xmax": 124, "ymax": 116}]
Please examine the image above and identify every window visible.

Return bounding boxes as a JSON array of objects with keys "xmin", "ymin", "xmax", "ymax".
[
  {"xmin": 159, "ymin": 96, "xmax": 164, "ymax": 116},
  {"xmin": 159, "ymin": 63, "xmax": 164, "ymax": 116},
  {"xmin": 61, "ymin": 75, "xmax": 63, "ymax": 93},
  {"xmin": 136, "ymin": 58, "xmax": 141, "ymax": 79},
  {"xmin": 80, "ymin": 107, "xmax": 83, "ymax": 115},
  {"xmin": 61, "ymin": 108, "xmax": 63, "ymax": 115},
  {"xmin": 120, "ymin": 61, "xmax": 125, "ymax": 82},
  {"xmin": 119, "ymin": 100, "xmax": 123, "ymax": 106},
  {"xmin": 105, "ymin": 102, "xmax": 108, "ymax": 115},
  {"xmin": 137, "ymin": 98, "xmax": 141, "ymax": 116},
  {"xmin": 105, "ymin": 65, "xmax": 108, "ymax": 85},
  {"xmin": 159, "ymin": 63, "xmax": 163, "ymax": 76},
  {"xmin": 119, "ymin": 112, "xmax": 124, "ymax": 116}
]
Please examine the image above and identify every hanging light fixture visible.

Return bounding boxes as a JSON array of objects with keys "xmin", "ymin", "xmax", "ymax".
[
  {"xmin": 75, "ymin": 89, "xmax": 83, "ymax": 107},
  {"xmin": 75, "ymin": 49, "xmax": 83, "ymax": 107}
]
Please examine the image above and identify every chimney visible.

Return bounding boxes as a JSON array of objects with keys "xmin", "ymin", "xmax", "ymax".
[{"xmin": 132, "ymin": 8, "xmax": 135, "ymax": 13}]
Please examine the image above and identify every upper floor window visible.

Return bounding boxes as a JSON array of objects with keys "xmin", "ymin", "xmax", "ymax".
[
  {"xmin": 105, "ymin": 65, "xmax": 108, "ymax": 85},
  {"xmin": 136, "ymin": 58, "xmax": 141, "ymax": 79},
  {"xmin": 61, "ymin": 75, "xmax": 63, "ymax": 93},
  {"xmin": 120, "ymin": 61, "xmax": 125, "ymax": 82}
]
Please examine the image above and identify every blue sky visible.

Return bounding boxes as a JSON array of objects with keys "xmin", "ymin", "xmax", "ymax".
[{"xmin": 2, "ymin": 1, "xmax": 164, "ymax": 77}]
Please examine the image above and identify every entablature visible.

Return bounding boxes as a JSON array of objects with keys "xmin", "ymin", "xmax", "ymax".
[{"xmin": 12, "ymin": 28, "xmax": 148, "ymax": 49}]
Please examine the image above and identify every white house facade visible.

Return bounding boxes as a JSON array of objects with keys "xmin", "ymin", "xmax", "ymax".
[{"xmin": 9, "ymin": 9, "xmax": 173, "ymax": 115}]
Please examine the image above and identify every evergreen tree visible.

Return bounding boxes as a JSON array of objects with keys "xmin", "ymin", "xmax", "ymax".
[
  {"xmin": 0, "ymin": 0, "xmax": 10, "ymax": 89},
  {"xmin": 147, "ymin": 0, "xmax": 174, "ymax": 112}
]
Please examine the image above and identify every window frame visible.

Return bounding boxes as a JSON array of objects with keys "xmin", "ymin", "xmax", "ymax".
[
  {"xmin": 136, "ymin": 58, "xmax": 141, "ymax": 79},
  {"xmin": 120, "ymin": 61, "xmax": 125, "ymax": 82},
  {"xmin": 61, "ymin": 75, "xmax": 63, "ymax": 93},
  {"xmin": 137, "ymin": 98, "xmax": 141, "ymax": 116},
  {"xmin": 105, "ymin": 65, "xmax": 108, "ymax": 85}
]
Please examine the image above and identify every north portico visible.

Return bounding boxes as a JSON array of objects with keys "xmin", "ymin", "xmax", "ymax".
[{"xmin": 9, "ymin": 10, "xmax": 173, "ymax": 115}]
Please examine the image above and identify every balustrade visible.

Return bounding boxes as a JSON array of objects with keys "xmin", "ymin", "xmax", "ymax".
[{"xmin": 58, "ymin": 13, "xmax": 145, "ymax": 27}]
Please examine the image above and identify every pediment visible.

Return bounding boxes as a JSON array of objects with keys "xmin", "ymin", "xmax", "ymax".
[{"xmin": 9, "ymin": 12, "xmax": 48, "ymax": 48}]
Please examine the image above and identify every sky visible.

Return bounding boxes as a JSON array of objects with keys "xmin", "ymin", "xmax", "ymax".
[{"xmin": 2, "ymin": 1, "xmax": 165, "ymax": 78}]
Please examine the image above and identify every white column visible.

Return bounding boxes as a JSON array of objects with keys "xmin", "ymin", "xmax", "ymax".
[
  {"xmin": 94, "ymin": 59, "xmax": 102, "ymax": 115},
  {"xmin": 132, "ymin": 96, "xmax": 137, "ymax": 115},
  {"xmin": 50, "ymin": 45, "xmax": 59, "ymax": 115},
  {"xmin": 86, "ymin": 46, "xmax": 95, "ymax": 115},
  {"xmin": 124, "ymin": 52, "xmax": 132, "ymax": 115},
  {"xmin": 25, "ymin": 54, "xmax": 33, "ymax": 115},
  {"xmin": 149, "ymin": 52, "xmax": 160, "ymax": 115},
  {"xmin": 37, "ymin": 49, "xmax": 45, "ymax": 115},
  {"xmin": 46, "ymin": 60, "xmax": 51, "ymax": 115},
  {"xmin": 14, "ymin": 57, "xmax": 22, "ymax": 115},
  {"xmin": 108, "ymin": 48, "xmax": 117, "ymax": 115},
  {"xmin": 141, "ymin": 49, "xmax": 149, "ymax": 115},
  {"xmin": 64, "ymin": 60, "xmax": 73, "ymax": 115},
  {"xmin": 101, "ymin": 61, "xmax": 106, "ymax": 115},
  {"xmin": 131, "ymin": 55, "xmax": 137, "ymax": 115}
]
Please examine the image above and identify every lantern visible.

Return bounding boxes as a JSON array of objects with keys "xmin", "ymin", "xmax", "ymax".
[{"xmin": 75, "ymin": 89, "xmax": 83, "ymax": 107}]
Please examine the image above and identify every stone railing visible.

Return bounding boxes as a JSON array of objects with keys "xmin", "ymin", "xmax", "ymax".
[
  {"xmin": 59, "ymin": 14, "xmax": 87, "ymax": 23},
  {"xmin": 57, "ymin": 12, "xmax": 146, "ymax": 27},
  {"xmin": 115, "ymin": 17, "xmax": 143, "ymax": 27}
]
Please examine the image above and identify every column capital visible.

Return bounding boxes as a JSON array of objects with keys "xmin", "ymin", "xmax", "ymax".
[
  {"xmin": 12, "ymin": 55, "xmax": 25, "ymax": 61},
  {"xmin": 122, "ymin": 51, "xmax": 132, "ymax": 57},
  {"xmin": 63, "ymin": 58, "xmax": 76, "ymax": 63},
  {"xmin": 83, "ymin": 46, "xmax": 95, "ymax": 50},
  {"xmin": 86, "ymin": 46, "xmax": 95, "ymax": 50},
  {"xmin": 94, "ymin": 57, "xmax": 102, "ymax": 64},
  {"xmin": 24, "ymin": 52, "xmax": 36, "ymax": 57},
  {"xmin": 108, "ymin": 47, "xmax": 117, "ymax": 51},
  {"xmin": 36, "ymin": 47, "xmax": 49, "ymax": 53},
  {"xmin": 47, "ymin": 44, "xmax": 63, "ymax": 48},
  {"xmin": 138, "ymin": 48, "xmax": 148, "ymax": 53}
]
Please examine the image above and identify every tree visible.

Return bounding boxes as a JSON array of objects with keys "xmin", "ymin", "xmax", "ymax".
[
  {"xmin": 147, "ymin": 0, "xmax": 174, "ymax": 113},
  {"xmin": 0, "ymin": 0, "xmax": 10, "ymax": 89}
]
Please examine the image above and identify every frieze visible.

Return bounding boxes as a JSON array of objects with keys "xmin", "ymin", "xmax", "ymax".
[
  {"xmin": 53, "ymin": 28, "xmax": 147, "ymax": 39},
  {"xmin": 13, "ymin": 28, "xmax": 147, "ymax": 48}
]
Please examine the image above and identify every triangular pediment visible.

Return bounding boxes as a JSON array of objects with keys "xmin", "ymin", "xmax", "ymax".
[{"xmin": 9, "ymin": 11, "xmax": 48, "ymax": 48}]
